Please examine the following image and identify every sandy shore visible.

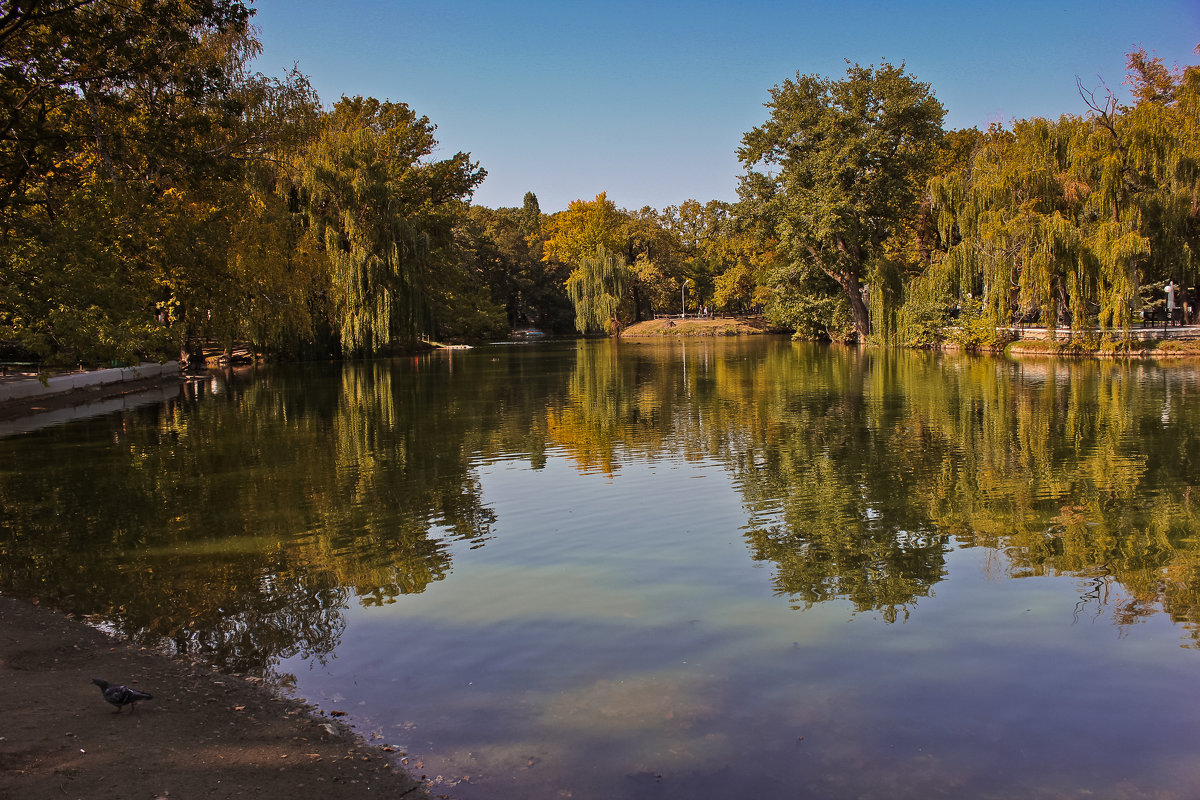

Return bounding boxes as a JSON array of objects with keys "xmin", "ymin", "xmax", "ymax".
[{"xmin": 0, "ymin": 594, "xmax": 428, "ymax": 799}]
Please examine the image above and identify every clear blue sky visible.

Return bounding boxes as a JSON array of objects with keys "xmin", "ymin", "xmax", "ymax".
[{"xmin": 249, "ymin": 0, "xmax": 1199, "ymax": 213}]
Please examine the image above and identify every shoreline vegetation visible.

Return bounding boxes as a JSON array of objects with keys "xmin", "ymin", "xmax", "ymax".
[
  {"xmin": 1, "ymin": 5, "xmax": 1196, "ymax": 370},
  {"xmin": 6, "ymin": 322, "xmax": 1200, "ymax": 429},
  {"xmin": 1005, "ymin": 335, "xmax": 1200, "ymax": 359},
  {"xmin": 624, "ymin": 316, "xmax": 1200, "ymax": 359}
]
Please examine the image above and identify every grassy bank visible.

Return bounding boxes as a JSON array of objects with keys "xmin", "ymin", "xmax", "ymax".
[{"xmin": 620, "ymin": 316, "xmax": 787, "ymax": 337}]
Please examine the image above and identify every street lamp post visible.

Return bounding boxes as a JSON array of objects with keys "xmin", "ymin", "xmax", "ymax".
[{"xmin": 681, "ymin": 278, "xmax": 691, "ymax": 318}]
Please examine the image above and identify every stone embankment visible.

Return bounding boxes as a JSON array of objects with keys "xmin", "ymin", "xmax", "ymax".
[
  {"xmin": 1004, "ymin": 324, "xmax": 1200, "ymax": 357},
  {"xmin": 1008, "ymin": 324, "xmax": 1200, "ymax": 342},
  {"xmin": 0, "ymin": 362, "xmax": 182, "ymax": 429}
]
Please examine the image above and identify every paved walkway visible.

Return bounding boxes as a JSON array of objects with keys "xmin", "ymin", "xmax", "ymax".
[{"xmin": 0, "ymin": 361, "xmax": 179, "ymax": 399}]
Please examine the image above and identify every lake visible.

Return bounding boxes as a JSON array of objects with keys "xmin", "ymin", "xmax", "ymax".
[{"xmin": 4, "ymin": 338, "xmax": 1200, "ymax": 799}]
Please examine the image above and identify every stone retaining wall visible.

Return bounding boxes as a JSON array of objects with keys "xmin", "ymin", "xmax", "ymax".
[
  {"xmin": 1007, "ymin": 326, "xmax": 1200, "ymax": 341},
  {"xmin": 0, "ymin": 362, "xmax": 181, "ymax": 404}
]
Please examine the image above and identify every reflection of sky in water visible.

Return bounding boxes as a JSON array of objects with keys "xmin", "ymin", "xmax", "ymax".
[{"xmin": 282, "ymin": 453, "xmax": 1200, "ymax": 800}]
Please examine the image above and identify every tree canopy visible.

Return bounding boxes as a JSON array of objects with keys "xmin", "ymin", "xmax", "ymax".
[
  {"xmin": 0, "ymin": 0, "xmax": 258, "ymax": 363},
  {"xmin": 738, "ymin": 61, "xmax": 946, "ymax": 341},
  {"xmin": 914, "ymin": 45, "xmax": 1200, "ymax": 344},
  {"xmin": 0, "ymin": 11, "xmax": 1195, "ymax": 362},
  {"xmin": 290, "ymin": 96, "xmax": 487, "ymax": 354}
]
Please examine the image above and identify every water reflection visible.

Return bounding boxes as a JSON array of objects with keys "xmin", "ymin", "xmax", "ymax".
[
  {"xmin": 544, "ymin": 344, "xmax": 1200, "ymax": 634},
  {"xmin": 9, "ymin": 342, "xmax": 1200, "ymax": 797},
  {"xmin": 0, "ymin": 360, "xmax": 503, "ymax": 671},
  {"xmin": 3, "ymin": 342, "xmax": 1200, "ymax": 662}
]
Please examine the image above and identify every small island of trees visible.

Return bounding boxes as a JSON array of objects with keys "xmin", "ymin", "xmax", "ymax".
[{"xmin": 1, "ymin": 1, "xmax": 1197, "ymax": 367}]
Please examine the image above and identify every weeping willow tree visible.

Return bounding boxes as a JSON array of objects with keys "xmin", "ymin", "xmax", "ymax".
[
  {"xmin": 565, "ymin": 246, "xmax": 632, "ymax": 335},
  {"xmin": 293, "ymin": 96, "xmax": 484, "ymax": 355},
  {"xmin": 921, "ymin": 117, "xmax": 1124, "ymax": 337},
  {"xmin": 913, "ymin": 46, "xmax": 1199, "ymax": 343},
  {"xmin": 1118, "ymin": 45, "xmax": 1200, "ymax": 292}
]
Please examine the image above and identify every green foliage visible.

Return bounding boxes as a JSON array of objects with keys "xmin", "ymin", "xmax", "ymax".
[
  {"xmin": 739, "ymin": 61, "xmax": 946, "ymax": 340},
  {"xmin": 661, "ymin": 199, "xmax": 761, "ymax": 313},
  {"xmin": 764, "ymin": 263, "xmax": 851, "ymax": 341},
  {"xmin": 0, "ymin": 3, "xmax": 508, "ymax": 363},
  {"xmin": 712, "ymin": 260, "xmax": 758, "ymax": 312},
  {"xmin": 565, "ymin": 246, "xmax": 633, "ymax": 335},
  {"xmin": 289, "ymin": 96, "xmax": 485, "ymax": 354},
  {"xmin": 1, "ymin": 12, "xmax": 1194, "ymax": 364},
  {"xmin": 918, "ymin": 47, "xmax": 1200, "ymax": 342},
  {"xmin": 541, "ymin": 193, "xmax": 627, "ymax": 267},
  {"xmin": 538, "ymin": 195, "xmax": 694, "ymax": 322},
  {"xmin": 945, "ymin": 298, "xmax": 1014, "ymax": 350},
  {"xmin": 0, "ymin": 1, "xmax": 253, "ymax": 209},
  {"xmin": 0, "ymin": 0, "xmax": 257, "ymax": 365},
  {"xmin": 896, "ymin": 296, "xmax": 950, "ymax": 348},
  {"xmin": 459, "ymin": 201, "xmax": 573, "ymax": 333},
  {"xmin": 621, "ymin": 206, "xmax": 688, "ymax": 318}
]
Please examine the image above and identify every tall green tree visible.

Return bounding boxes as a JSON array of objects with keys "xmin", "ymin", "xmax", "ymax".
[
  {"xmin": 540, "ymin": 192, "xmax": 627, "ymax": 266},
  {"xmin": 0, "ymin": 0, "xmax": 252, "ymax": 211},
  {"xmin": 213, "ymin": 66, "xmax": 326, "ymax": 358},
  {"xmin": 461, "ymin": 198, "xmax": 573, "ymax": 333},
  {"xmin": 620, "ymin": 205, "xmax": 686, "ymax": 318},
  {"xmin": 541, "ymin": 193, "xmax": 695, "ymax": 325},
  {"xmin": 0, "ymin": 0, "xmax": 256, "ymax": 364},
  {"xmin": 291, "ymin": 96, "xmax": 485, "ymax": 354},
  {"xmin": 565, "ymin": 246, "xmax": 632, "ymax": 335},
  {"xmin": 664, "ymin": 199, "xmax": 774, "ymax": 314},
  {"xmin": 738, "ymin": 62, "xmax": 945, "ymax": 341}
]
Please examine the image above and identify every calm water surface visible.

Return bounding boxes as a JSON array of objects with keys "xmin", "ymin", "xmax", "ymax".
[{"xmin": 5, "ymin": 339, "xmax": 1200, "ymax": 799}]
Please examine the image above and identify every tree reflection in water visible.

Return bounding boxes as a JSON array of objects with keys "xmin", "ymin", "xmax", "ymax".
[
  {"xmin": 0, "ymin": 360, "xmax": 499, "ymax": 672},
  {"xmin": 4, "ymin": 343, "xmax": 1200, "ymax": 676},
  {"xmin": 549, "ymin": 343, "xmax": 1200, "ymax": 635}
]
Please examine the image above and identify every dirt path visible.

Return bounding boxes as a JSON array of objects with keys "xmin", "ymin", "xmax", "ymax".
[{"xmin": 0, "ymin": 595, "xmax": 428, "ymax": 800}]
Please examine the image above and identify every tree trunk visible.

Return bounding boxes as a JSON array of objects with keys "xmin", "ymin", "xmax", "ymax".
[
  {"xmin": 812, "ymin": 245, "xmax": 873, "ymax": 341},
  {"xmin": 842, "ymin": 272, "xmax": 872, "ymax": 341},
  {"xmin": 631, "ymin": 283, "xmax": 645, "ymax": 322}
]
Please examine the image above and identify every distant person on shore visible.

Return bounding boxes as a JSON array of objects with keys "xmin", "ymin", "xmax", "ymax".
[{"xmin": 1166, "ymin": 279, "xmax": 1177, "ymax": 326}]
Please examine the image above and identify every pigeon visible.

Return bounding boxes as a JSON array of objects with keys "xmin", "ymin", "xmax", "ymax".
[{"xmin": 92, "ymin": 678, "xmax": 153, "ymax": 713}]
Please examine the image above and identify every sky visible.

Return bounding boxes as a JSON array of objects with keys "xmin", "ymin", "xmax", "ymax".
[{"xmin": 248, "ymin": 0, "xmax": 1200, "ymax": 213}]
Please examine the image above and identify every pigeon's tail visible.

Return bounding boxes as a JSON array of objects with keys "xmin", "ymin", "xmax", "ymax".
[{"xmin": 112, "ymin": 686, "xmax": 153, "ymax": 704}]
